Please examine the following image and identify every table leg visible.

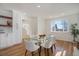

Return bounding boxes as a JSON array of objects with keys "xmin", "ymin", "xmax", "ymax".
[{"xmin": 25, "ymin": 50, "xmax": 27, "ymax": 56}]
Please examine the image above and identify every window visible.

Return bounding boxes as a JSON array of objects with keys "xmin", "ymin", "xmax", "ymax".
[{"xmin": 51, "ymin": 19, "xmax": 68, "ymax": 32}]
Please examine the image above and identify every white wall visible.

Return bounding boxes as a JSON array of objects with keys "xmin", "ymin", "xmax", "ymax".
[
  {"xmin": 45, "ymin": 13, "xmax": 79, "ymax": 42},
  {"xmin": 22, "ymin": 16, "xmax": 47, "ymax": 38},
  {"xmin": 22, "ymin": 16, "xmax": 38, "ymax": 38},
  {"xmin": 29, "ymin": 17, "xmax": 37, "ymax": 35},
  {"xmin": 37, "ymin": 17, "xmax": 46, "ymax": 35},
  {"xmin": 0, "ymin": 9, "xmax": 12, "ymax": 17}
]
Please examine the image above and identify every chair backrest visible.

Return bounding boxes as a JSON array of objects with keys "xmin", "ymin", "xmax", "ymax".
[
  {"xmin": 44, "ymin": 38, "xmax": 55, "ymax": 48},
  {"xmin": 47, "ymin": 35, "xmax": 56, "ymax": 44},
  {"xmin": 46, "ymin": 35, "xmax": 55, "ymax": 40},
  {"xmin": 24, "ymin": 40, "xmax": 38, "ymax": 51}
]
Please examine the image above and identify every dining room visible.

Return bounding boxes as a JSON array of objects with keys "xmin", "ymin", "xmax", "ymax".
[{"xmin": 0, "ymin": 3, "xmax": 79, "ymax": 56}]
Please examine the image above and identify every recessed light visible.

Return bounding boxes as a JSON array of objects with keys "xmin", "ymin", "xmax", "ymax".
[{"xmin": 36, "ymin": 5, "xmax": 40, "ymax": 8}]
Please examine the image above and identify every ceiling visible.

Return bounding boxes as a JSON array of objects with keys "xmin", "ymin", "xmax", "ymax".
[{"xmin": 0, "ymin": 3, "xmax": 79, "ymax": 18}]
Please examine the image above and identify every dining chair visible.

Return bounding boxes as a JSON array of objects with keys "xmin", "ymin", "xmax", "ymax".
[
  {"xmin": 24, "ymin": 40, "xmax": 40, "ymax": 56},
  {"xmin": 46, "ymin": 35, "xmax": 56, "ymax": 49},
  {"xmin": 41, "ymin": 38, "xmax": 56, "ymax": 56}
]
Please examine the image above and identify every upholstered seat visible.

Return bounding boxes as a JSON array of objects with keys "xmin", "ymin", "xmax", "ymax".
[
  {"xmin": 24, "ymin": 40, "xmax": 40, "ymax": 56},
  {"xmin": 41, "ymin": 36, "xmax": 56, "ymax": 56}
]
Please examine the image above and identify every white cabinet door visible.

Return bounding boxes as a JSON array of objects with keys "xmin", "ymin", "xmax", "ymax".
[
  {"xmin": 0, "ymin": 10, "xmax": 23, "ymax": 49},
  {"xmin": 0, "ymin": 34, "xmax": 8, "ymax": 49}
]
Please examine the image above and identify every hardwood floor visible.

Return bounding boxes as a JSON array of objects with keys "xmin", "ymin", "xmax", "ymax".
[
  {"xmin": 0, "ymin": 40, "xmax": 75, "ymax": 56},
  {"xmin": 55, "ymin": 40, "xmax": 73, "ymax": 56},
  {"xmin": 0, "ymin": 43, "xmax": 26, "ymax": 56}
]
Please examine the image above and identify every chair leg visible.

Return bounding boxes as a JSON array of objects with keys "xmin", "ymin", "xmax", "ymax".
[
  {"xmin": 44, "ymin": 48, "xmax": 50, "ymax": 56},
  {"xmin": 32, "ymin": 49, "xmax": 40, "ymax": 56},
  {"xmin": 39, "ymin": 46, "xmax": 41, "ymax": 56},
  {"xmin": 32, "ymin": 52, "xmax": 34, "ymax": 56},
  {"xmin": 47, "ymin": 49, "xmax": 49, "ymax": 56},
  {"xmin": 25, "ymin": 50, "xmax": 27, "ymax": 56},
  {"xmin": 53, "ymin": 44, "xmax": 56, "ymax": 49},
  {"xmin": 51, "ymin": 46, "xmax": 53, "ymax": 53},
  {"xmin": 44, "ymin": 48, "xmax": 46, "ymax": 56}
]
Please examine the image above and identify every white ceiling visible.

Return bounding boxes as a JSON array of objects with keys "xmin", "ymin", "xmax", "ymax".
[{"xmin": 0, "ymin": 3, "xmax": 79, "ymax": 18}]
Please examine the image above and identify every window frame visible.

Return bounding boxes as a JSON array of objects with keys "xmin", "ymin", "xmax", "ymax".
[{"xmin": 50, "ymin": 19, "xmax": 69, "ymax": 32}]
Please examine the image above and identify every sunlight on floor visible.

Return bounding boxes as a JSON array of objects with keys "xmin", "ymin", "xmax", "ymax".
[{"xmin": 55, "ymin": 51, "xmax": 62, "ymax": 56}]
